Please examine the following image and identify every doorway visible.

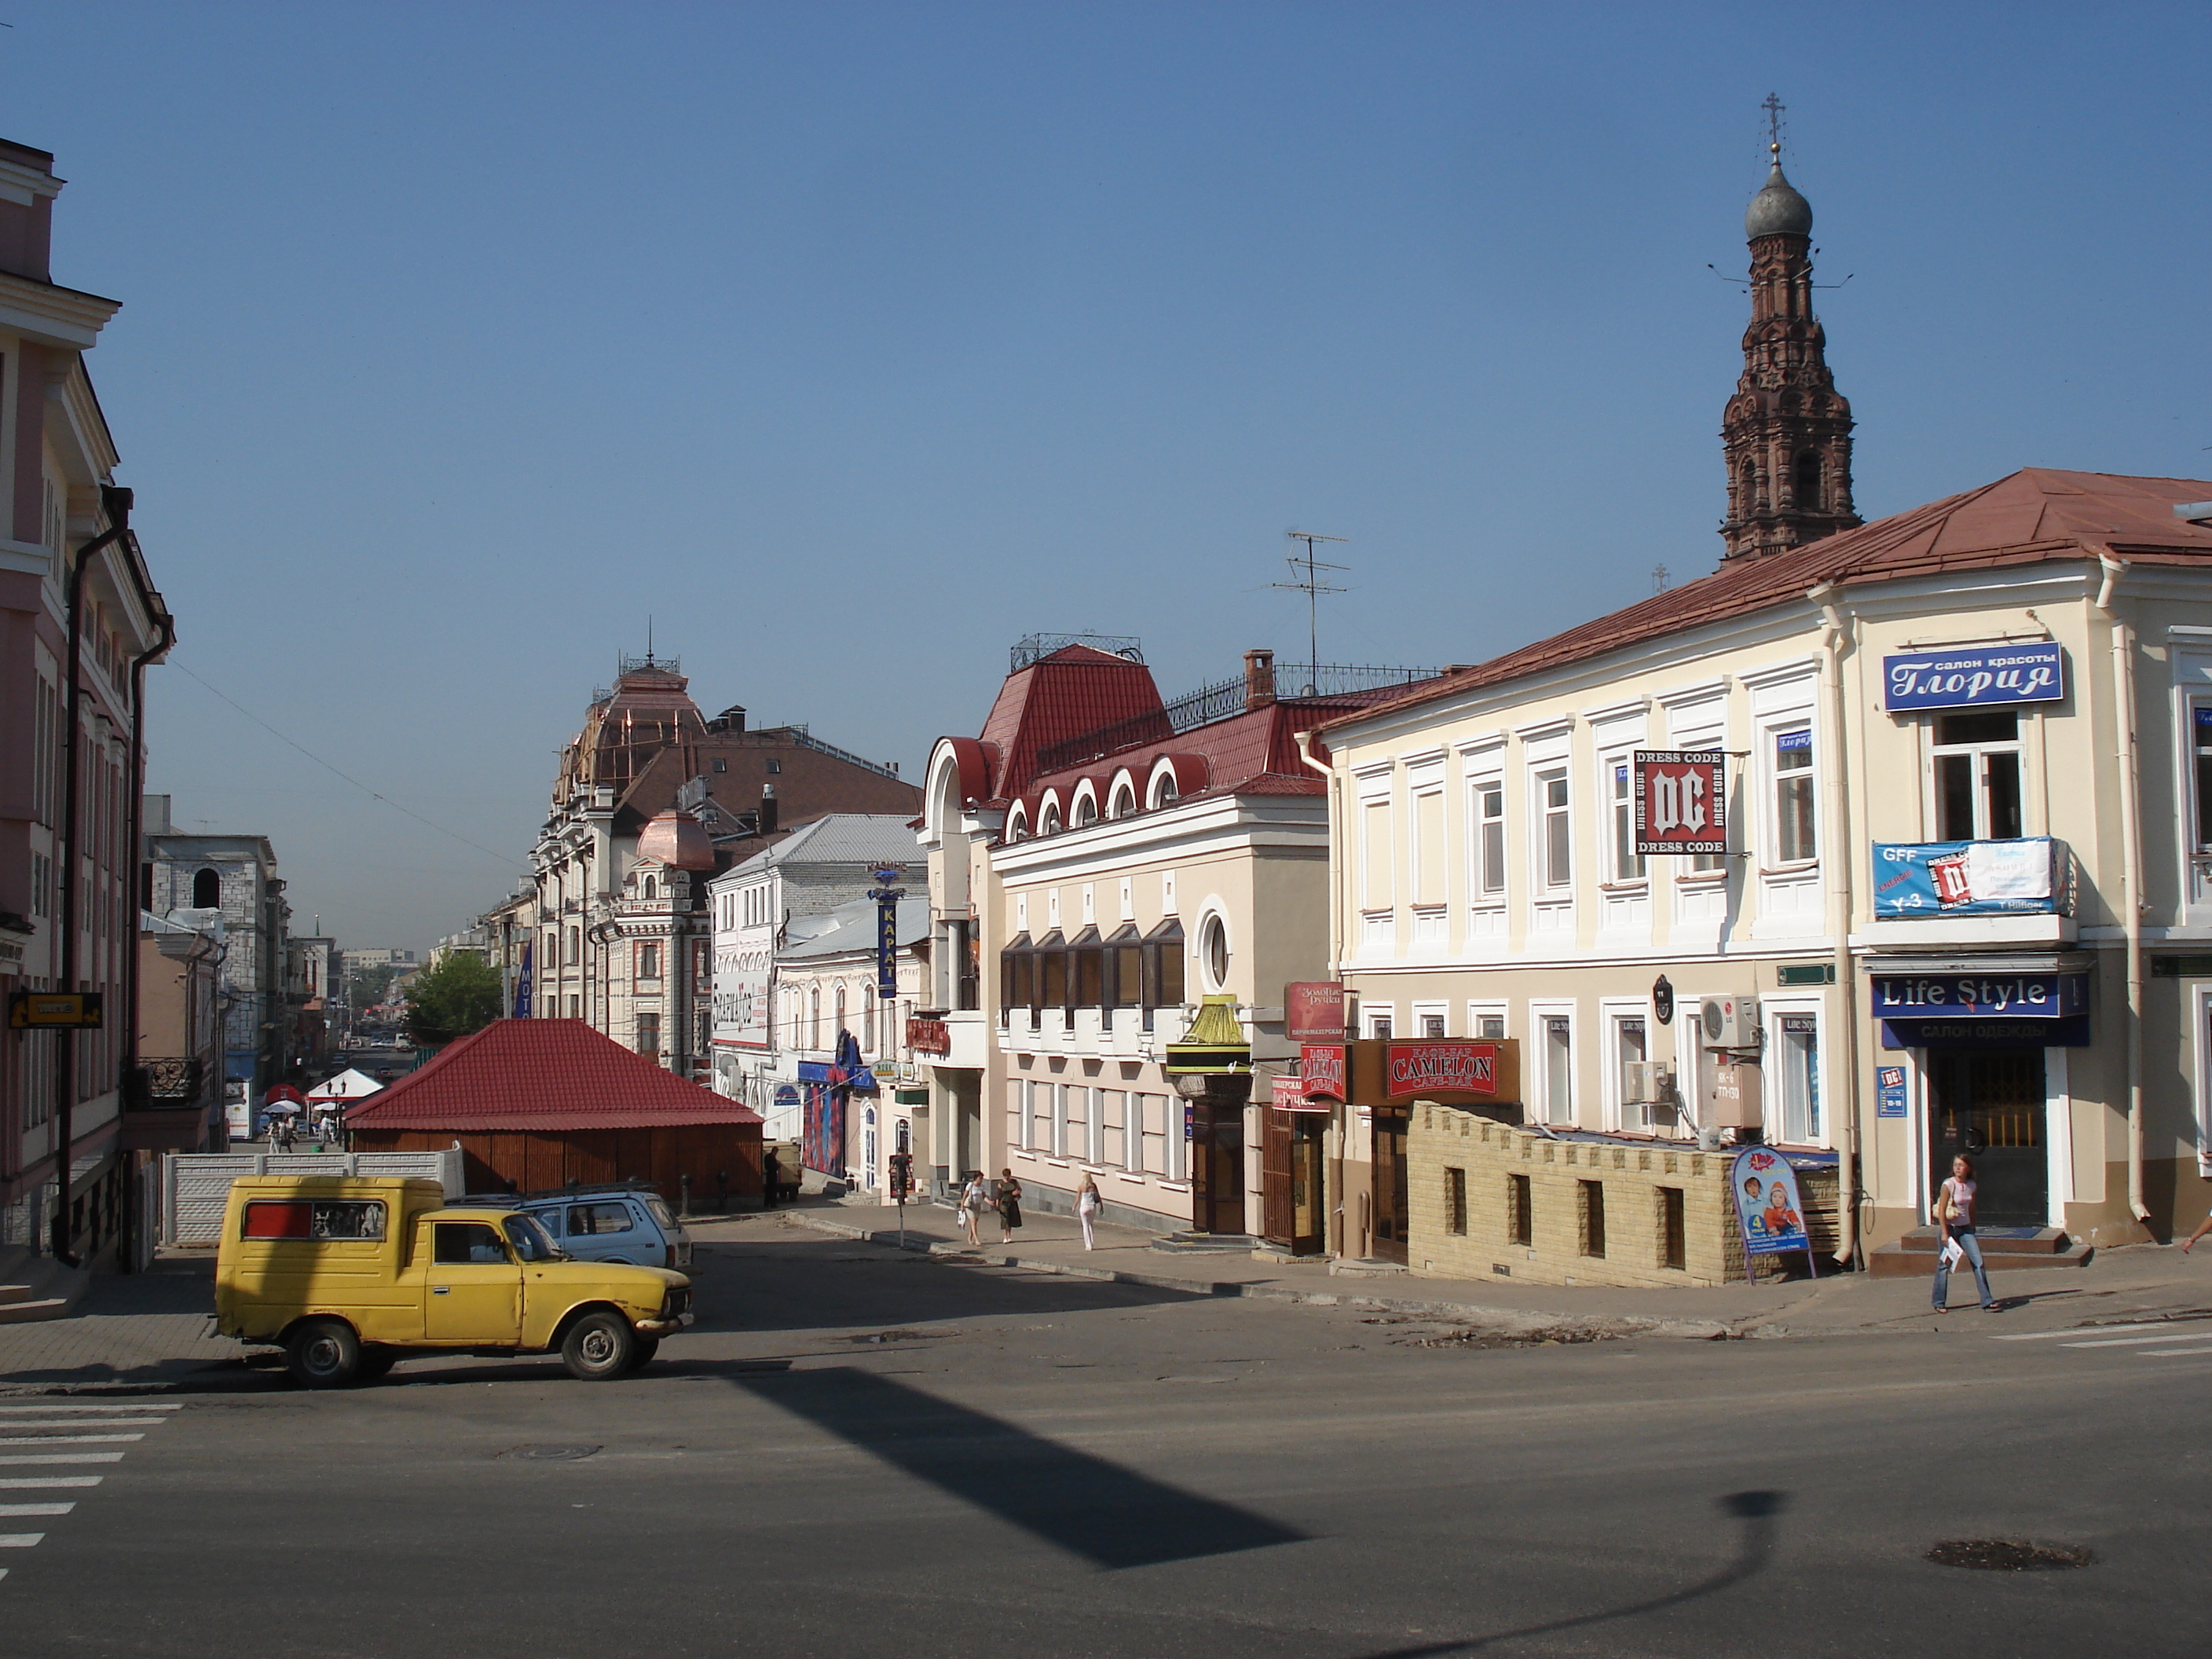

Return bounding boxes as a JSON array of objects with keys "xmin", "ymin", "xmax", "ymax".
[
  {"xmin": 1262, "ymin": 1111, "xmax": 1326, "ymax": 1255},
  {"xmin": 1372, "ymin": 1110, "xmax": 1410, "ymax": 1263},
  {"xmin": 1928, "ymin": 1047, "xmax": 2046, "ymax": 1228},
  {"xmin": 1190, "ymin": 1090, "xmax": 1249, "ymax": 1235}
]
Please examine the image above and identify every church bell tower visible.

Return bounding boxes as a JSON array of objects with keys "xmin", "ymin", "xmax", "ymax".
[{"xmin": 1720, "ymin": 108, "xmax": 1859, "ymax": 560}]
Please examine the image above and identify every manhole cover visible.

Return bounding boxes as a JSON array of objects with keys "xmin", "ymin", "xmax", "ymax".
[
  {"xmin": 491, "ymin": 1444, "xmax": 601, "ymax": 1462},
  {"xmin": 1925, "ymin": 1539, "xmax": 2093, "ymax": 1571}
]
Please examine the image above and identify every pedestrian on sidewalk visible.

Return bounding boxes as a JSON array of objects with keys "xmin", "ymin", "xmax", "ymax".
[
  {"xmin": 763, "ymin": 1148, "xmax": 781, "ymax": 1210},
  {"xmin": 1076, "ymin": 1174, "xmax": 1101, "ymax": 1251},
  {"xmin": 996, "ymin": 1169, "xmax": 1024, "ymax": 1244},
  {"xmin": 1933, "ymin": 1153, "xmax": 1996, "ymax": 1313},
  {"xmin": 958, "ymin": 1171, "xmax": 987, "ymax": 1247}
]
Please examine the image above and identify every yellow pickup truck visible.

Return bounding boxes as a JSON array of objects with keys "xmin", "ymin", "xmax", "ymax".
[{"xmin": 214, "ymin": 1174, "xmax": 693, "ymax": 1388}]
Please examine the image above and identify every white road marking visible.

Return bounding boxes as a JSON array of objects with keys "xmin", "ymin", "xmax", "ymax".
[
  {"xmin": 0, "ymin": 1402, "xmax": 181, "ymax": 1413},
  {"xmin": 2141, "ymin": 1344, "xmax": 2212, "ymax": 1357},
  {"xmin": 1993, "ymin": 1320, "xmax": 2212, "ymax": 1342},
  {"xmin": 0, "ymin": 1478, "xmax": 99, "ymax": 1490},
  {"xmin": 0, "ymin": 1505, "xmax": 72, "ymax": 1518},
  {"xmin": 0, "ymin": 1454, "xmax": 126, "ymax": 1466},
  {"xmin": 0, "ymin": 1420, "xmax": 165, "ymax": 1431},
  {"xmin": 0, "ymin": 1434, "xmax": 143, "ymax": 1446},
  {"xmin": 0, "ymin": 1535, "xmax": 45, "ymax": 1547},
  {"xmin": 2060, "ymin": 1331, "xmax": 2212, "ymax": 1350}
]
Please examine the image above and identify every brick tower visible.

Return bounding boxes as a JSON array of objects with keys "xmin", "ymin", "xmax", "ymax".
[{"xmin": 1719, "ymin": 141, "xmax": 1859, "ymax": 559}]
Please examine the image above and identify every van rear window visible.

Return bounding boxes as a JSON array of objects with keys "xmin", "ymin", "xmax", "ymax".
[{"xmin": 241, "ymin": 1199, "xmax": 387, "ymax": 1241}]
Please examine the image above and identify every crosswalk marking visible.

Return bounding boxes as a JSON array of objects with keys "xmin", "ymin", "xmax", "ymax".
[
  {"xmin": 0, "ymin": 1403, "xmax": 181, "ymax": 1414},
  {"xmin": 0, "ymin": 1402, "xmax": 167, "ymax": 1583},
  {"xmin": 2060, "ymin": 1331, "xmax": 2212, "ymax": 1350},
  {"xmin": 1993, "ymin": 1320, "xmax": 2212, "ymax": 1342},
  {"xmin": 2143, "ymin": 1344, "xmax": 2212, "ymax": 1357},
  {"xmin": 0, "ymin": 1453, "xmax": 126, "ymax": 1466}
]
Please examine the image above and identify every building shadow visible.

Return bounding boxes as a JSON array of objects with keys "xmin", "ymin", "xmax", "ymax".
[
  {"xmin": 1350, "ymin": 1490, "xmax": 1789, "ymax": 1657},
  {"xmin": 731, "ymin": 1364, "xmax": 1308, "ymax": 1570}
]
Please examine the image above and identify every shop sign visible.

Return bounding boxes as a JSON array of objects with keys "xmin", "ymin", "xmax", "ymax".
[
  {"xmin": 1632, "ymin": 751, "xmax": 1727, "ymax": 856},
  {"xmin": 1877, "ymin": 1065, "xmax": 1909, "ymax": 1119},
  {"xmin": 1881, "ymin": 1016, "xmax": 2090, "ymax": 1049},
  {"xmin": 1385, "ymin": 1042, "xmax": 1502, "ymax": 1099},
  {"xmin": 9, "ymin": 991, "xmax": 102, "ymax": 1029},
  {"xmin": 1730, "ymin": 1146, "xmax": 1810, "ymax": 1257},
  {"xmin": 1870, "ymin": 972, "xmax": 2086, "ymax": 1020},
  {"xmin": 1872, "ymin": 838, "xmax": 2062, "ymax": 917},
  {"xmin": 906, "ymin": 1016, "xmax": 950, "ymax": 1056},
  {"xmin": 1298, "ymin": 1042, "xmax": 1346, "ymax": 1101},
  {"xmin": 1284, "ymin": 982, "xmax": 1346, "ymax": 1041},
  {"xmin": 1884, "ymin": 643, "xmax": 2064, "ymax": 713}
]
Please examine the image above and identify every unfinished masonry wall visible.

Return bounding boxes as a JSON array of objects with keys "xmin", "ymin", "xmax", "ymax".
[{"xmin": 1406, "ymin": 1105, "xmax": 1838, "ymax": 1289}]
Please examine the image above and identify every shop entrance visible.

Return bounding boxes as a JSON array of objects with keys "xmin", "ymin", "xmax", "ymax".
[
  {"xmin": 1928, "ymin": 1047, "xmax": 2047, "ymax": 1228},
  {"xmin": 1262, "ymin": 1110, "xmax": 1326, "ymax": 1255},
  {"xmin": 1372, "ymin": 1109, "xmax": 1409, "ymax": 1264},
  {"xmin": 1190, "ymin": 1090, "xmax": 1249, "ymax": 1235}
]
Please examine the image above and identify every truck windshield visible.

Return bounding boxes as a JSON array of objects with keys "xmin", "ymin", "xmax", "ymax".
[{"xmin": 502, "ymin": 1214, "xmax": 564, "ymax": 1262}]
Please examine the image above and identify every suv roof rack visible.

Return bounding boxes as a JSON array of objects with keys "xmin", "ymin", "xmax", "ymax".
[{"xmin": 514, "ymin": 1181, "xmax": 665, "ymax": 1203}]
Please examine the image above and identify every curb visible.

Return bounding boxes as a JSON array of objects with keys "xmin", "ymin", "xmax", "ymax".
[{"xmin": 777, "ymin": 1212, "xmax": 1746, "ymax": 1342}]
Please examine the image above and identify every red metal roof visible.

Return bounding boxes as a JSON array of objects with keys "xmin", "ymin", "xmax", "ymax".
[
  {"xmin": 976, "ymin": 645, "xmax": 1163, "ymax": 800},
  {"xmin": 1325, "ymin": 467, "xmax": 2212, "ymax": 731},
  {"xmin": 345, "ymin": 1020, "xmax": 763, "ymax": 1133}
]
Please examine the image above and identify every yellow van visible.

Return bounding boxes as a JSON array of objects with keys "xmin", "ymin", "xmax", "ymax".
[{"xmin": 214, "ymin": 1175, "xmax": 693, "ymax": 1387}]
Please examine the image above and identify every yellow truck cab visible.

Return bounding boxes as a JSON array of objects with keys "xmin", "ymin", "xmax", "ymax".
[{"xmin": 214, "ymin": 1175, "xmax": 693, "ymax": 1387}]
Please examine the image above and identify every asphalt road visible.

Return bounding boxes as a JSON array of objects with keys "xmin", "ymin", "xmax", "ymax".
[{"xmin": 4, "ymin": 1220, "xmax": 2207, "ymax": 1658}]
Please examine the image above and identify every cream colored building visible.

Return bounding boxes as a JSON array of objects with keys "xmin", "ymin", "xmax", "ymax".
[{"xmin": 1316, "ymin": 470, "xmax": 2212, "ymax": 1280}]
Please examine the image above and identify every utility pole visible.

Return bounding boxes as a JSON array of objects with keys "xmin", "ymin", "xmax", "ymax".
[{"xmin": 1275, "ymin": 533, "xmax": 1350, "ymax": 693}]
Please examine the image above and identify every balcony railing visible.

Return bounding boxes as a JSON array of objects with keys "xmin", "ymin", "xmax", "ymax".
[
  {"xmin": 1870, "ymin": 837, "xmax": 2075, "ymax": 918},
  {"xmin": 129, "ymin": 1057, "xmax": 204, "ymax": 1109}
]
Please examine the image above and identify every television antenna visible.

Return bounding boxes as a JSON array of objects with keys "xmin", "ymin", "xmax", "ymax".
[{"xmin": 1274, "ymin": 532, "xmax": 1350, "ymax": 691}]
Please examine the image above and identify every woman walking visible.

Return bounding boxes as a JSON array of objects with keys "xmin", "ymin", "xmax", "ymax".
[
  {"xmin": 958, "ymin": 1171, "xmax": 987, "ymax": 1247},
  {"xmin": 1933, "ymin": 1153, "xmax": 1996, "ymax": 1313},
  {"xmin": 1075, "ymin": 1174, "xmax": 1101, "ymax": 1251},
  {"xmin": 996, "ymin": 1168, "xmax": 1024, "ymax": 1244}
]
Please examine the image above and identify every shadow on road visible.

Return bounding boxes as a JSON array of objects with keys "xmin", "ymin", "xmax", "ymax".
[
  {"xmin": 1353, "ymin": 1491, "xmax": 1789, "ymax": 1657},
  {"xmin": 731, "ymin": 1364, "xmax": 1309, "ymax": 1570}
]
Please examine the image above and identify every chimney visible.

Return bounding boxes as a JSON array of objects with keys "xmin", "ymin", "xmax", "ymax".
[
  {"xmin": 759, "ymin": 782, "xmax": 778, "ymax": 835},
  {"xmin": 142, "ymin": 793, "xmax": 173, "ymax": 837},
  {"xmin": 711, "ymin": 703, "xmax": 747, "ymax": 734},
  {"xmin": 1243, "ymin": 648, "xmax": 1277, "ymax": 711},
  {"xmin": 0, "ymin": 142, "xmax": 58, "ymax": 283}
]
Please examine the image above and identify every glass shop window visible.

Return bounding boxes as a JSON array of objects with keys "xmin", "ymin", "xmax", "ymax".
[{"xmin": 1778, "ymin": 1014, "xmax": 1821, "ymax": 1144}]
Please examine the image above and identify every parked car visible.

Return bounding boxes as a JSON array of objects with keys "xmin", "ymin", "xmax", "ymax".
[
  {"xmin": 214, "ymin": 1174, "xmax": 691, "ymax": 1388},
  {"xmin": 515, "ymin": 1184, "xmax": 693, "ymax": 1269}
]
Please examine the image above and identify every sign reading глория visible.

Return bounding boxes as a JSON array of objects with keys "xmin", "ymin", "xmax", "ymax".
[{"xmin": 1882, "ymin": 643, "xmax": 2064, "ymax": 712}]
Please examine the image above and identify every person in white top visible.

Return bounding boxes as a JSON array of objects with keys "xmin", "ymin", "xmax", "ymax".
[
  {"xmin": 1075, "ymin": 1174, "xmax": 1102, "ymax": 1251},
  {"xmin": 958, "ymin": 1172, "xmax": 987, "ymax": 1247},
  {"xmin": 1932, "ymin": 1153, "xmax": 1996, "ymax": 1313}
]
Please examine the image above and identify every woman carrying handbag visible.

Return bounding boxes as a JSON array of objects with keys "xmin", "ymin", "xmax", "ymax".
[{"xmin": 1933, "ymin": 1153, "xmax": 1996, "ymax": 1313}]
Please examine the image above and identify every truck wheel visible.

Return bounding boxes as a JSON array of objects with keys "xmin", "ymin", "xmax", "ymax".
[
  {"xmin": 286, "ymin": 1319, "xmax": 362, "ymax": 1389},
  {"xmin": 354, "ymin": 1346, "xmax": 397, "ymax": 1382},
  {"xmin": 562, "ymin": 1310, "xmax": 637, "ymax": 1381}
]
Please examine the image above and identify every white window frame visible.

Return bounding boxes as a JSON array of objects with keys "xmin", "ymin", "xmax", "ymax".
[
  {"xmin": 1533, "ymin": 766, "xmax": 1572, "ymax": 892},
  {"xmin": 1411, "ymin": 1000, "xmax": 1449, "ymax": 1039},
  {"xmin": 1467, "ymin": 999, "xmax": 1508, "ymax": 1041},
  {"xmin": 1598, "ymin": 997, "xmax": 1650, "ymax": 1133},
  {"xmin": 1469, "ymin": 767, "xmax": 1507, "ymax": 906},
  {"xmin": 1530, "ymin": 999, "xmax": 1576, "ymax": 1127},
  {"xmin": 1925, "ymin": 709, "xmax": 2028, "ymax": 843},
  {"xmin": 1762, "ymin": 997, "xmax": 1829, "ymax": 1148},
  {"xmin": 1364, "ymin": 1002, "xmax": 1397, "ymax": 1040},
  {"xmin": 1763, "ymin": 720, "xmax": 1818, "ymax": 872},
  {"xmin": 1601, "ymin": 749, "xmax": 1648, "ymax": 888}
]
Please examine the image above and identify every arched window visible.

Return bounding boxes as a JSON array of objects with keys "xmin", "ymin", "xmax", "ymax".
[
  {"xmin": 1005, "ymin": 807, "xmax": 1028, "ymax": 843},
  {"xmin": 1041, "ymin": 802, "xmax": 1061, "ymax": 835},
  {"xmin": 1075, "ymin": 793, "xmax": 1097, "ymax": 826},
  {"xmin": 567, "ymin": 926, "xmax": 580, "ymax": 964},
  {"xmin": 1199, "ymin": 913, "xmax": 1231, "ymax": 991},
  {"xmin": 835, "ymin": 985, "xmax": 847, "ymax": 1042},
  {"xmin": 809, "ymin": 987, "xmax": 822, "ymax": 1052},
  {"xmin": 1794, "ymin": 452, "xmax": 1823, "ymax": 513},
  {"xmin": 1151, "ymin": 774, "xmax": 1178, "ymax": 809},
  {"xmin": 1110, "ymin": 783, "xmax": 1136, "ymax": 819},
  {"xmin": 862, "ymin": 986, "xmax": 875, "ymax": 1052},
  {"xmin": 192, "ymin": 867, "xmax": 220, "ymax": 909},
  {"xmin": 642, "ymin": 874, "xmax": 657, "ymax": 900},
  {"xmin": 1738, "ymin": 457, "xmax": 1758, "ymax": 515}
]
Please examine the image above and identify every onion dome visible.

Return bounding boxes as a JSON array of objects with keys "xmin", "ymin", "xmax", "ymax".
[
  {"xmin": 1745, "ymin": 146, "xmax": 1813, "ymax": 238},
  {"xmin": 636, "ymin": 808, "xmax": 715, "ymax": 871}
]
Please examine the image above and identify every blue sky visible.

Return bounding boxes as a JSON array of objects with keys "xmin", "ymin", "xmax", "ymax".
[{"xmin": 9, "ymin": 2, "xmax": 2207, "ymax": 950}]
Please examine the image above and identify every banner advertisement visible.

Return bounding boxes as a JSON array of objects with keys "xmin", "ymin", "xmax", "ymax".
[
  {"xmin": 1883, "ymin": 643, "xmax": 2064, "ymax": 713},
  {"xmin": 1870, "ymin": 972, "xmax": 2087, "ymax": 1020},
  {"xmin": 1730, "ymin": 1145, "xmax": 1810, "ymax": 1257},
  {"xmin": 713, "ymin": 947, "xmax": 772, "ymax": 1048},
  {"xmin": 1298, "ymin": 1042, "xmax": 1346, "ymax": 1101},
  {"xmin": 512, "ymin": 943, "xmax": 532, "ymax": 1019},
  {"xmin": 1385, "ymin": 1042, "xmax": 1503, "ymax": 1099},
  {"xmin": 1285, "ymin": 982, "xmax": 1346, "ymax": 1042},
  {"xmin": 1871, "ymin": 837, "xmax": 2063, "ymax": 917},
  {"xmin": 1877, "ymin": 1065, "xmax": 1909, "ymax": 1119},
  {"xmin": 1632, "ymin": 751, "xmax": 1727, "ymax": 856}
]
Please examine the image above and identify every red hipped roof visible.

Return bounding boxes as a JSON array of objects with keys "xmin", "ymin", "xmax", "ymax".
[{"xmin": 345, "ymin": 1019, "xmax": 764, "ymax": 1133}]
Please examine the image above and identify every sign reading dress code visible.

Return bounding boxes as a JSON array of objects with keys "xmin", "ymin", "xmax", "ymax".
[{"xmin": 1632, "ymin": 751, "xmax": 1727, "ymax": 856}]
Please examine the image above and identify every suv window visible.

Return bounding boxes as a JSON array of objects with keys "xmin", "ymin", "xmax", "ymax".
[
  {"xmin": 433, "ymin": 1222, "xmax": 511, "ymax": 1265},
  {"xmin": 569, "ymin": 1202, "xmax": 637, "ymax": 1236}
]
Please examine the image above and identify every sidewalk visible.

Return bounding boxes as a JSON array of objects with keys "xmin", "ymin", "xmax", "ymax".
[
  {"xmin": 0, "ymin": 1256, "xmax": 246, "ymax": 1393},
  {"xmin": 725, "ymin": 1196, "xmax": 2212, "ymax": 1342}
]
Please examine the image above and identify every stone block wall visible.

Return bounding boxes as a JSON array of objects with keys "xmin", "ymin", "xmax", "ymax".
[{"xmin": 1407, "ymin": 1105, "xmax": 1838, "ymax": 1289}]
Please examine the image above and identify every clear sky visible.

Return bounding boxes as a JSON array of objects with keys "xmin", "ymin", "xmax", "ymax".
[{"xmin": 9, "ymin": 2, "xmax": 2207, "ymax": 951}]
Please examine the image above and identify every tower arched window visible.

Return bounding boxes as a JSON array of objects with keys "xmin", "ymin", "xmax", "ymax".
[
  {"xmin": 1738, "ymin": 458, "xmax": 1759, "ymax": 516},
  {"xmin": 191, "ymin": 867, "xmax": 221, "ymax": 910},
  {"xmin": 642, "ymin": 874, "xmax": 657, "ymax": 900},
  {"xmin": 1794, "ymin": 452, "xmax": 1823, "ymax": 513}
]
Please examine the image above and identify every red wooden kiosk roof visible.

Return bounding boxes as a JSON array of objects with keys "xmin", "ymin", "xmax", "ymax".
[{"xmin": 345, "ymin": 1019, "xmax": 764, "ymax": 1133}]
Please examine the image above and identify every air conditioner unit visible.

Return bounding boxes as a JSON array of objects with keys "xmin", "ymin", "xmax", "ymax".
[
  {"xmin": 1698, "ymin": 994, "xmax": 1761, "ymax": 1050},
  {"xmin": 1624, "ymin": 1060, "xmax": 1675, "ymax": 1106}
]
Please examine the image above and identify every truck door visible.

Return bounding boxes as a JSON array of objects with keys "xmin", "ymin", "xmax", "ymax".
[{"xmin": 423, "ymin": 1221, "xmax": 522, "ymax": 1342}]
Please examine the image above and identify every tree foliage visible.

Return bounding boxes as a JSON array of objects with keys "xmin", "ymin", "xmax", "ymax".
[{"xmin": 403, "ymin": 950, "xmax": 504, "ymax": 1046}]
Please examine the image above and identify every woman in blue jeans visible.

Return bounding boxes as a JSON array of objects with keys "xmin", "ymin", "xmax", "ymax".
[{"xmin": 1933, "ymin": 1152, "xmax": 1996, "ymax": 1313}]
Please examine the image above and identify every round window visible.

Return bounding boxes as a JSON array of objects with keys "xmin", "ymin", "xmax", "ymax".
[{"xmin": 1201, "ymin": 914, "xmax": 1229, "ymax": 988}]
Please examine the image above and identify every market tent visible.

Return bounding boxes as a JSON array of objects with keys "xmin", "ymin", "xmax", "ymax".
[{"xmin": 306, "ymin": 1068, "xmax": 384, "ymax": 1104}]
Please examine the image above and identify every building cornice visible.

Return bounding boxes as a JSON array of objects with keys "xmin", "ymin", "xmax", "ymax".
[{"xmin": 0, "ymin": 270, "xmax": 119, "ymax": 350}]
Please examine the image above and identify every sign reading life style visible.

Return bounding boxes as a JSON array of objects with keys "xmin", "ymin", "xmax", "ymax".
[
  {"xmin": 1632, "ymin": 751, "xmax": 1727, "ymax": 856},
  {"xmin": 1883, "ymin": 643, "xmax": 2064, "ymax": 713}
]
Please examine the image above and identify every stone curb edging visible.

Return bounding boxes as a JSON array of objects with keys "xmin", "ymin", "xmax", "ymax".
[{"xmin": 774, "ymin": 1212, "xmax": 1763, "ymax": 1342}]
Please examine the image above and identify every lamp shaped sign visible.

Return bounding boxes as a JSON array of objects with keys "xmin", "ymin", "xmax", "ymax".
[
  {"xmin": 1633, "ymin": 752, "xmax": 1727, "ymax": 857},
  {"xmin": 867, "ymin": 868, "xmax": 904, "ymax": 1000}
]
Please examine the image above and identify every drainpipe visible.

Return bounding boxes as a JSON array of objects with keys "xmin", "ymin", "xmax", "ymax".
[
  {"xmin": 1807, "ymin": 582, "xmax": 1862, "ymax": 1268},
  {"xmin": 51, "ymin": 486, "xmax": 132, "ymax": 1267},
  {"xmin": 117, "ymin": 532, "xmax": 173, "ymax": 1276},
  {"xmin": 1297, "ymin": 729, "xmax": 1348, "ymax": 1257},
  {"xmin": 2093, "ymin": 551, "xmax": 2151, "ymax": 1230}
]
